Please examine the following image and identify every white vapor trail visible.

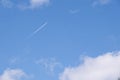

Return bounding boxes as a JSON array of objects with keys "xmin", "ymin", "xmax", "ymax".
[
  {"xmin": 33, "ymin": 22, "xmax": 47, "ymax": 34},
  {"xmin": 27, "ymin": 22, "xmax": 47, "ymax": 39}
]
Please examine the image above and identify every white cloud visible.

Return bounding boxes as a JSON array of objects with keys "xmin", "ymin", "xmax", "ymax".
[
  {"xmin": 0, "ymin": 0, "xmax": 50, "ymax": 9},
  {"xmin": 19, "ymin": 0, "xmax": 50, "ymax": 9},
  {"xmin": 0, "ymin": 68, "xmax": 27, "ymax": 80},
  {"xmin": 36, "ymin": 58, "xmax": 62, "ymax": 75},
  {"xmin": 29, "ymin": 0, "xmax": 49, "ymax": 9},
  {"xmin": 59, "ymin": 51, "xmax": 120, "ymax": 80}
]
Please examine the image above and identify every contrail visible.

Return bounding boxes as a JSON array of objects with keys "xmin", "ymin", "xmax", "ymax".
[
  {"xmin": 27, "ymin": 22, "xmax": 47, "ymax": 39},
  {"xmin": 33, "ymin": 22, "xmax": 47, "ymax": 35}
]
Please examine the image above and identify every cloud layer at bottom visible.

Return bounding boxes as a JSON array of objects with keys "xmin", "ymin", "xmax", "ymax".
[
  {"xmin": 0, "ymin": 68, "xmax": 27, "ymax": 80},
  {"xmin": 59, "ymin": 51, "xmax": 120, "ymax": 80}
]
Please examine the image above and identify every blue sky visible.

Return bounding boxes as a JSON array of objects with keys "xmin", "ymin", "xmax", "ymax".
[{"xmin": 0, "ymin": 0, "xmax": 120, "ymax": 80}]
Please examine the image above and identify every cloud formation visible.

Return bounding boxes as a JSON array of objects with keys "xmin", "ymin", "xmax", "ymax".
[
  {"xmin": 0, "ymin": 0, "xmax": 13, "ymax": 8},
  {"xmin": 36, "ymin": 58, "xmax": 62, "ymax": 75},
  {"xmin": 0, "ymin": 0, "xmax": 50, "ymax": 9},
  {"xmin": 98, "ymin": 0, "xmax": 111, "ymax": 4},
  {"xmin": 0, "ymin": 68, "xmax": 27, "ymax": 80},
  {"xmin": 92, "ymin": 0, "xmax": 111, "ymax": 7},
  {"xmin": 29, "ymin": 0, "xmax": 49, "ymax": 9},
  {"xmin": 59, "ymin": 51, "xmax": 120, "ymax": 80}
]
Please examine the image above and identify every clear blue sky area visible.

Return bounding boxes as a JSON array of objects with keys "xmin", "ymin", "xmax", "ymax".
[{"xmin": 0, "ymin": 0, "xmax": 120, "ymax": 80}]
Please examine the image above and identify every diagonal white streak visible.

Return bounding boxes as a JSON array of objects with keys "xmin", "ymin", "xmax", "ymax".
[
  {"xmin": 27, "ymin": 22, "xmax": 47, "ymax": 39},
  {"xmin": 33, "ymin": 22, "xmax": 47, "ymax": 35}
]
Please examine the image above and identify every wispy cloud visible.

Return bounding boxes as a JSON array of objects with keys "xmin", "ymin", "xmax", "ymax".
[
  {"xmin": 59, "ymin": 51, "xmax": 120, "ymax": 80},
  {"xmin": 0, "ymin": 0, "xmax": 50, "ymax": 9},
  {"xmin": 27, "ymin": 22, "xmax": 47, "ymax": 39},
  {"xmin": 0, "ymin": 68, "xmax": 27, "ymax": 80},
  {"xmin": 0, "ymin": 0, "xmax": 13, "ymax": 8},
  {"xmin": 92, "ymin": 0, "xmax": 111, "ymax": 7},
  {"xmin": 9, "ymin": 56, "xmax": 20, "ymax": 65},
  {"xmin": 35, "ymin": 58, "xmax": 62, "ymax": 75},
  {"xmin": 99, "ymin": 0, "xmax": 111, "ymax": 4},
  {"xmin": 19, "ymin": 0, "xmax": 50, "ymax": 10},
  {"xmin": 29, "ymin": 0, "xmax": 50, "ymax": 9},
  {"xmin": 69, "ymin": 9, "xmax": 80, "ymax": 14}
]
